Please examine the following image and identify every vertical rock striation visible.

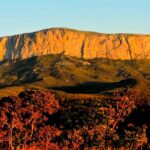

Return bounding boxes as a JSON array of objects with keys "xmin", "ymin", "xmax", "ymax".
[{"xmin": 0, "ymin": 28, "xmax": 150, "ymax": 61}]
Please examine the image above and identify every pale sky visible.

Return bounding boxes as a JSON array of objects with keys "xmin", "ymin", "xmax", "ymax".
[{"xmin": 0, "ymin": 0, "xmax": 150, "ymax": 36}]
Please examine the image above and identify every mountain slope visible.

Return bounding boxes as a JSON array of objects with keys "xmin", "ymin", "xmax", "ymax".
[
  {"xmin": 0, "ymin": 28, "xmax": 150, "ymax": 61},
  {"xmin": 0, "ymin": 54, "xmax": 150, "ymax": 97}
]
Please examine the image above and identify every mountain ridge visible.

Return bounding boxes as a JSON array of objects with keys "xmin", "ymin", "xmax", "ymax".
[
  {"xmin": 2, "ymin": 27, "xmax": 150, "ymax": 38},
  {"xmin": 0, "ymin": 27, "xmax": 150, "ymax": 61}
]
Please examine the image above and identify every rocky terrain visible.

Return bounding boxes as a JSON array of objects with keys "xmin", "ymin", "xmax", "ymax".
[
  {"xmin": 0, "ymin": 28, "xmax": 150, "ymax": 149},
  {"xmin": 0, "ymin": 28, "xmax": 150, "ymax": 61}
]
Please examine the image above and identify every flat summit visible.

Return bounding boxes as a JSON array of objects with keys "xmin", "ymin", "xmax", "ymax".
[{"xmin": 0, "ymin": 28, "xmax": 150, "ymax": 61}]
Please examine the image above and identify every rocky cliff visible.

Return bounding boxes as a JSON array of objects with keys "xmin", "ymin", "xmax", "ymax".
[{"xmin": 0, "ymin": 28, "xmax": 150, "ymax": 61}]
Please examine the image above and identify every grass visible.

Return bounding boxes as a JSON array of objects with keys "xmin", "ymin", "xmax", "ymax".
[
  {"xmin": 0, "ymin": 54, "xmax": 149, "ymax": 97},
  {"xmin": 0, "ymin": 86, "xmax": 24, "ymax": 98}
]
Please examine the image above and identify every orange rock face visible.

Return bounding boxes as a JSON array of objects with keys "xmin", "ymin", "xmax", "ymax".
[{"xmin": 0, "ymin": 28, "xmax": 150, "ymax": 61}]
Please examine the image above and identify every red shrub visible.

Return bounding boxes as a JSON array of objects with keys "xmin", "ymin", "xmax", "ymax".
[{"xmin": 0, "ymin": 90, "xmax": 60, "ymax": 150}]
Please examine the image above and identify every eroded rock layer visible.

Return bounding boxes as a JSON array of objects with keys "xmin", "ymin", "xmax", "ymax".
[{"xmin": 0, "ymin": 28, "xmax": 150, "ymax": 61}]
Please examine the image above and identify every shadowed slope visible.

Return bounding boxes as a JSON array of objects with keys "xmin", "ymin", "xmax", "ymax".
[{"xmin": 49, "ymin": 78, "xmax": 138, "ymax": 94}]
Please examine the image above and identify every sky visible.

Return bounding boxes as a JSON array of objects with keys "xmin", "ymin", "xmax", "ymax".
[{"xmin": 0, "ymin": 0, "xmax": 150, "ymax": 36}]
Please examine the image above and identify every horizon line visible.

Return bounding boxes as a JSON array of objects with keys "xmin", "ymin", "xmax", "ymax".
[{"xmin": 1, "ymin": 27, "xmax": 150, "ymax": 38}]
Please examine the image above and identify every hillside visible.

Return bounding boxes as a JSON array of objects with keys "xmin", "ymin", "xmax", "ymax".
[
  {"xmin": 0, "ymin": 28, "xmax": 150, "ymax": 61},
  {"xmin": 0, "ymin": 54, "xmax": 149, "ymax": 97}
]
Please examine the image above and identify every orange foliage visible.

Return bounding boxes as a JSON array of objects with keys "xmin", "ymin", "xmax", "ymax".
[{"xmin": 0, "ymin": 90, "xmax": 150, "ymax": 149}]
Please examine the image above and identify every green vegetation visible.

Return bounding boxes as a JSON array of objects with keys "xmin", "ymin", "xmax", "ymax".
[{"xmin": 0, "ymin": 54, "xmax": 150, "ymax": 97}]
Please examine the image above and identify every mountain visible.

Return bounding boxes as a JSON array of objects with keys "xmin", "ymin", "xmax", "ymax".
[
  {"xmin": 0, "ymin": 29, "xmax": 150, "ymax": 150},
  {"xmin": 0, "ymin": 28, "xmax": 150, "ymax": 61}
]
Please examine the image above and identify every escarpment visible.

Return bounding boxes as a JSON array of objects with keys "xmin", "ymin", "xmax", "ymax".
[{"xmin": 0, "ymin": 28, "xmax": 150, "ymax": 61}]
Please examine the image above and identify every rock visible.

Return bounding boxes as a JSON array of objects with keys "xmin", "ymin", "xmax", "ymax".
[{"xmin": 0, "ymin": 28, "xmax": 150, "ymax": 61}]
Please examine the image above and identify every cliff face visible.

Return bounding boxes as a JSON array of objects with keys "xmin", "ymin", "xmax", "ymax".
[{"xmin": 0, "ymin": 28, "xmax": 150, "ymax": 61}]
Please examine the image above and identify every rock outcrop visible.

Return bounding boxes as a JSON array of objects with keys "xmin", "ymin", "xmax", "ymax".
[{"xmin": 0, "ymin": 28, "xmax": 150, "ymax": 61}]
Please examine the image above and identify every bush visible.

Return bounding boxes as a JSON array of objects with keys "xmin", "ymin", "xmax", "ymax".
[{"xmin": 0, "ymin": 90, "xmax": 60, "ymax": 150}]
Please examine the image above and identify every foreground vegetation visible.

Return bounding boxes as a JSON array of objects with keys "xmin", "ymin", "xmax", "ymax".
[{"xmin": 0, "ymin": 90, "xmax": 150, "ymax": 150}]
